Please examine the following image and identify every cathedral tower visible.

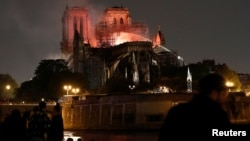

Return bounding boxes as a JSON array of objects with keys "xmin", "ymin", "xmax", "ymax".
[
  {"xmin": 95, "ymin": 6, "xmax": 148, "ymax": 47},
  {"xmin": 61, "ymin": 6, "xmax": 92, "ymax": 58}
]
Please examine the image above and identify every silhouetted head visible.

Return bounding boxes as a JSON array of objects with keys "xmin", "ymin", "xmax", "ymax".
[
  {"xmin": 199, "ymin": 73, "xmax": 227, "ymax": 95},
  {"xmin": 39, "ymin": 101, "xmax": 46, "ymax": 109},
  {"xmin": 10, "ymin": 108, "xmax": 21, "ymax": 118},
  {"xmin": 198, "ymin": 73, "xmax": 228, "ymax": 105}
]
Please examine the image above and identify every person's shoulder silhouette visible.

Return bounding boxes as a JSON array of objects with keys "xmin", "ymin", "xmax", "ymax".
[{"xmin": 158, "ymin": 73, "xmax": 232, "ymax": 140}]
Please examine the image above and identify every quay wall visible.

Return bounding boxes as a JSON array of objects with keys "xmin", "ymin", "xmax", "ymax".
[
  {"xmin": 61, "ymin": 93, "xmax": 250, "ymax": 130},
  {"xmin": 1, "ymin": 93, "xmax": 250, "ymax": 130}
]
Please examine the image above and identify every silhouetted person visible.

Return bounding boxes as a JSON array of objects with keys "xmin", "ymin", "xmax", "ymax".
[
  {"xmin": 48, "ymin": 103, "xmax": 64, "ymax": 141},
  {"xmin": 0, "ymin": 120, "xmax": 4, "ymax": 140},
  {"xmin": 158, "ymin": 73, "xmax": 231, "ymax": 139},
  {"xmin": 2, "ymin": 108, "xmax": 26, "ymax": 141},
  {"xmin": 28, "ymin": 101, "xmax": 50, "ymax": 141}
]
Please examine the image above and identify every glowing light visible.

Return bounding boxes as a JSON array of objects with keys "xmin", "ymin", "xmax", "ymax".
[
  {"xmin": 129, "ymin": 84, "xmax": 136, "ymax": 94},
  {"xmin": 113, "ymin": 32, "xmax": 151, "ymax": 45},
  {"xmin": 5, "ymin": 85, "xmax": 11, "ymax": 90},
  {"xmin": 64, "ymin": 85, "xmax": 72, "ymax": 95},
  {"xmin": 72, "ymin": 88, "xmax": 80, "ymax": 95},
  {"xmin": 226, "ymin": 81, "xmax": 234, "ymax": 87},
  {"xmin": 226, "ymin": 81, "xmax": 234, "ymax": 92}
]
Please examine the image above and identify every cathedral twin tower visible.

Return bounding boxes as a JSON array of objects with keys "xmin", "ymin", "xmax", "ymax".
[
  {"xmin": 61, "ymin": 6, "xmax": 91, "ymax": 56},
  {"xmin": 60, "ymin": 6, "xmax": 150, "ymax": 58}
]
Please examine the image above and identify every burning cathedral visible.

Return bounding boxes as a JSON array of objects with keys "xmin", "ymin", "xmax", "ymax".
[{"xmin": 60, "ymin": 6, "xmax": 185, "ymax": 90}]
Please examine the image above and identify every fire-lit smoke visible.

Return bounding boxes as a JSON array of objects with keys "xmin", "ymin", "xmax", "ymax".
[{"xmin": 113, "ymin": 32, "xmax": 151, "ymax": 46}]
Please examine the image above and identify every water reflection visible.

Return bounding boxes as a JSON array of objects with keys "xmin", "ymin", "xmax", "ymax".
[{"xmin": 67, "ymin": 130, "xmax": 159, "ymax": 141}]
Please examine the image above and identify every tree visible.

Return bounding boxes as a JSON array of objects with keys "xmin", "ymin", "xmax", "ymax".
[
  {"xmin": 215, "ymin": 64, "xmax": 241, "ymax": 91},
  {"xmin": 34, "ymin": 59, "xmax": 69, "ymax": 82},
  {"xmin": 162, "ymin": 60, "xmax": 241, "ymax": 92},
  {"xmin": 17, "ymin": 80, "xmax": 37, "ymax": 101},
  {"xmin": 18, "ymin": 59, "xmax": 69, "ymax": 101},
  {"xmin": 32, "ymin": 59, "xmax": 71, "ymax": 99},
  {"xmin": 49, "ymin": 71, "xmax": 89, "ymax": 99},
  {"xmin": 163, "ymin": 63, "xmax": 210, "ymax": 92},
  {"xmin": 17, "ymin": 59, "xmax": 90, "ymax": 101}
]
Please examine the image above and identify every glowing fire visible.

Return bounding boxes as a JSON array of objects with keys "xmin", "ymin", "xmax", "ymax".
[{"xmin": 113, "ymin": 32, "xmax": 151, "ymax": 45}]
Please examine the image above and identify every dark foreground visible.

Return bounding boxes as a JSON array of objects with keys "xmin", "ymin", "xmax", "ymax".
[{"xmin": 67, "ymin": 123, "xmax": 250, "ymax": 141}]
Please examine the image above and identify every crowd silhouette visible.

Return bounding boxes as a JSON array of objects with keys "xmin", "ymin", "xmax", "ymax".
[{"xmin": 0, "ymin": 101, "xmax": 64, "ymax": 141}]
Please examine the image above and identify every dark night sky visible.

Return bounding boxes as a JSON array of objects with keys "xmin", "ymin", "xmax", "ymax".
[{"xmin": 1, "ymin": 0, "xmax": 250, "ymax": 85}]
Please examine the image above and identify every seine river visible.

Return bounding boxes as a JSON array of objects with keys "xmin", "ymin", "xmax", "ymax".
[{"xmin": 66, "ymin": 130, "xmax": 159, "ymax": 141}]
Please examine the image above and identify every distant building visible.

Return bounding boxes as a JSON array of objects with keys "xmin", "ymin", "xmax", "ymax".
[
  {"xmin": 238, "ymin": 73, "xmax": 250, "ymax": 96},
  {"xmin": 61, "ymin": 6, "xmax": 92, "ymax": 58},
  {"xmin": 73, "ymin": 34, "xmax": 154, "ymax": 89},
  {"xmin": 61, "ymin": 6, "xmax": 185, "ymax": 90},
  {"xmin": 95, "ymin": 6, "xmax": 149, "ymax": 47}
]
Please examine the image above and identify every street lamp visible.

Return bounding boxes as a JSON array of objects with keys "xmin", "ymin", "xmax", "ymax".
[
  {"xmin": 5, "ymin": 84, "xmax": 11, "ymax": 103},
  {"xmin": 128, "ymin": 84, "xmax": 135, "ymax": 94},
  {"xmin": 63, "ymin": 85, "xmax": 72, "ymax": 95},
  {"xmin": 72, "ymin": 88, "xmax": 80, "ymax": 95},
  {"xmin": 5, "ymin": 85, "xmax": 11, "ymax": 90}
]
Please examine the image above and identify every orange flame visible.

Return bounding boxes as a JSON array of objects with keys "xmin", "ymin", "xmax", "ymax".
[{"xmin": 113, "ymin": 32, "xmax": 151, "ymax": 45}]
